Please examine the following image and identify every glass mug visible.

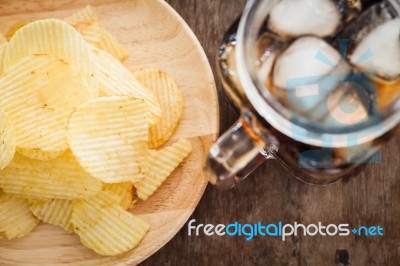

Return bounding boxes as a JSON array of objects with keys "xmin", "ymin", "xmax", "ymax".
[{"xmin": 205, "ymin": 0, "xmax": 400, "ymax": 189}]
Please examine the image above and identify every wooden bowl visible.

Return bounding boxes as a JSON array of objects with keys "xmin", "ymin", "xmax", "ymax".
[{"xmin": 0, "ymin": 0, "xmax": 218, "ymax": 265}]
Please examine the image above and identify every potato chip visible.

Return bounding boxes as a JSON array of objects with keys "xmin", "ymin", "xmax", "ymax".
[
  {"xmin": 0, "ymin": 42, "xmax": 8, "ymax": 74},
  {"xmin": 65, "ymin": 6, "xmax": 128, "ymax": 61},
  {"xmin": 30, "ymin": 199, "xmax": 74, "ymax": 233},
  {"xmin": 91, "ymin": 47, "xmax": 161, "ymax": 125},
  {"xmin": 17, "ymin": 147, "xmax": 65, "ymax": 161},
  {"xmin": 72, "ymin": 191, "xmax": 149, "ymax": 256},
  {"xmin": 65, "ymin": 6, "xmax": 102, "ymax": 45},
  {"xmin": 0, "ymin": 151, "xmax": 102, "ymax": 200},
  {"xmin": 133, "ymin": 68, "xmax": 184, "ymax": 148},
  {"xmin": 3, "ymin": 19, "xmax": 98, "ymax": 97},
  {"xmin": 0, "ymin": 193, "xmax": 39, "ymax": 239},
  {"xmin": 134, "ymin": 139, "xmax": 192, "ymax": 200},
  {"xmin": 0, "ymin": 109, "xmax": 15, "ymax": 170},
  {"xmin": 67, "ymin": 96, "xmax": 148, "ymax": 183},
  {"xmin": 103, "ymin": 183, "xmax": 137, "ymax": 210},
  {"xmin": 97, "ymin": 26, "xmax": 129, "ymax": 61},
  {"xmin": 0, "ymin": 54, "xmax": 94, "ymax": 152},
  {"xmin": 5, "ymin": 21, "xmax": 27, "ymax": 40}
]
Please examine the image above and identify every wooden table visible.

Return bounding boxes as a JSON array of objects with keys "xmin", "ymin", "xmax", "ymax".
[{"xmin": 142, "ymin": 1, "xmax": 400, "ymax": 265}]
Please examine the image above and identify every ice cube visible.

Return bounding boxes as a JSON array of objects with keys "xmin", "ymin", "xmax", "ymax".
[
  {"xmin": 268, "ymin": 0, "xmax": 341, "ymax": 37},
  {"xmin": 273, "ymin": 37, "xmax": 341, "ymax": 89},
  {"xmin": 272, "ymin": 36, "xmax": 345, "ymax": 115},
  {"xmin": 350, "ymin": 18, "xmax": 400, "ymax": 80}
]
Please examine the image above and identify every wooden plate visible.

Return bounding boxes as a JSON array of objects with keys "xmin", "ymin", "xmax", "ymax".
[{"xmin": 0, "ymin": 0, "xmax": 218, "ymax": 265}]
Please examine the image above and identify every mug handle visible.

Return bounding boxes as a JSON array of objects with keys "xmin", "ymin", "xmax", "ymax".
[
  {"xmin": 205, "ymin": 110, "xmax": 278, "ymax": 189},
  {"xmin": 205, "ymin": 16, "xmax": 278, "ymax": 189}
]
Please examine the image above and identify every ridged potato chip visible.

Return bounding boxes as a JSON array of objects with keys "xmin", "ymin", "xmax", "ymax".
[
  {"xmin": 103, "ymin": 183, "xmax": 137, "ymax": 210},
  {"xmin": 3, "ymin": 19, "xmax": 98, "ymax": 97},
  {"xmin": 65, "ymin": 6, "xmax": 102, "ymax": 45},
  {"xmin": 135, "ymin": 139, "xmax": 192, "ymax": 200},
  {"xmin": 0, "ymin": 42, "xmax": 8, "ymax": 74},
  {"xmin": 17, "ymin": 147, "xmax": 65, "ymax": 161},
  {"xmin": 0, "ymin": 109, "xmax": 15, "ymax": 170},
  {"xmin": 133, "ymin": 68, "xmax": 184, "ymax": 148},
  {"xmin": 5, "ymin": 21, "xmax": 27, "ymax": 40},
  {"xmin": 0, "ymin": 54, "xmax": 94, "ymax": 152},
  {"xmin": 91, "ymin": 47, "xmax": 161, "ymax": 125},
  {"xmin": 97, "ymin": 26, "xmax": 129, "ymax": 61},
  {"xmin": 65, "ymin": 5, "xmax": 128, "ymax": 61},
  {"xmin": 67, "ymin": 96, "xmax": 148, "ymax": 183},
  {"xmin": 0, "ymin": 193, "xmax": 39, "ymax": 239},
  {"xmin": 30, "ymin": 199, "xmax": 74, "ymax": 233},
  {"xmin": 0, "ymin": 151, "xmax": 102, "ymax": 199},
  {"xmin": 72, "ymin": 191, "xmax": 149, "ymax": 256}
]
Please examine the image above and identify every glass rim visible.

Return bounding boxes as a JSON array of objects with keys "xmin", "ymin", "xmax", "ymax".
[{"xmin": 236, "ymin": 0, "xmax": 400, "ymax": 147}]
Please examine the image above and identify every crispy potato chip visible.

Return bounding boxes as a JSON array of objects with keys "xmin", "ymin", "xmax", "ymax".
[
  {"xmin": 17, "ymin": 147, "xmax": 65, "ymax": 161},
  {"xmin": 3, "ymin": 19, "xmax": 98, "ymax": 97},
  {"xmin": 0, "ymin": 109, "xmax": 15, "ymax": 170},
  {"xmin": 134, "ymin": 139, "xmax": 192, "ymax": 200},
  {"xmin": 91, "ymin": 47, "xmax": 161, "ymax": 125},
  {"xmin": 65, "ymin": 5, "xmax": 98, "ymax": 26},
  {"xmin": 0, "ymin": 42, "xmax": 8, "ymax": 74},
  {"xmin": 71, "ymin": 22, "xmax": 102, "ymax": 46},
  {"xmin": 65, "ymin": 6, "xmax": 102, "ymax": 45},
  {"xmin": 0, "ymin": 193, "xmax": 39, "ymax": 239},
  {"xmin": 30, "ymin": 199, "xmax": 74, "ymax": 233},
  {"xmin": 133, "ymin": 68, "xmax": 184, "ymax": 148},
  {"xmin": 0, "ymin": 54, "xmax": 94, "ymax": 152},
  {"xmin": 0, "ymin": 151, "xmax": 102, "ymax": 200},
  {"xmin": 97, "ymin": 26, "xmax": 129, "ymax": 61},
  {"xmin": 5, "ymin": 21, "xmax": 27, "ymax": 40},
  {"xmin": 67, "ymin": 96, "xmax": 148, "ymax": 183},
  {"xmin": 72, "ymin": 191, "xmax": 149, "ymax": 256},
  {"xmin": 103, "ymin": 183, "xmax": 137, "ymax": 210},
  {"xmin": 65, "ymin": 6, "xmax": 128, "ymax": 61}
]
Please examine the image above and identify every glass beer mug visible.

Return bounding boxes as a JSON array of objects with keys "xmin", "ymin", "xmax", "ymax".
[{"xmin": 205, "ymin": 0, "xmax": 400, "ymax": 189}]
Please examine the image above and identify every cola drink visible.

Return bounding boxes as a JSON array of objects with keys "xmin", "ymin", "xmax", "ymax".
[{"xmin": 252, "ymin": 0, "xmax": 400, "ymax": 184}]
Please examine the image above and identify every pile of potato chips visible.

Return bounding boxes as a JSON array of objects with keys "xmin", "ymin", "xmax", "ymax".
[{"xmin": 0, "ymin": 6, "xmax": 192, "ymax": 256}]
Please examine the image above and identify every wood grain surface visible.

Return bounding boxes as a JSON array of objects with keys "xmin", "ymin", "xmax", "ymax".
[
  {"xmin": 0, "ymin": 0, "xmax": 218, "ymax": 265},
  {"xmin": 142, "ymin": 1, "xmax": 400, "ymax": 265}
]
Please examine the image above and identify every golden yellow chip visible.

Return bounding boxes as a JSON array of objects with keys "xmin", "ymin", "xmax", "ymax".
[
  {"xmin": 0, "ymin": 193, "xmax": 39, "ymax": 239},
  {"xmin": 17, "ymin": 147, "xmax": 65, "ymax": 161},
  {"xmin": 65, "ymin": 6, "xmax": 102, "ymax": 45},
  {"xmin": 72, "ymin": 191, "xmax": 149, "ymax": 256},
  {"xmin": 0, "ymin": 109, "xmax": 15, "ymax": 170},
  {"xmin": 65, "ymin": 6, "xmax": 128, "ymax": 61},
  {"xmin": 103, "ymin": 183, "xmax": 137, "ymax": 210},
  {"xmin": 0, "ymin": 150, "xmax": 102, "ymax": 200},
  {"xmin": 0, "ymin": 42, "xmax": 8, "ymax": 74},
  {"xmin": 97, "ymin": 26, "xmax": 129, "ymax": 61},
  {"xmin": 67, "ymin": 96, "xmax": 148, "ymax": 183},
  {"xmin": 30, "ymin": 199, "xmax": 74, "ymax": 233},
  {"xmin": 0, "ymin": 54, "xmax": 94, "ymax": 152},
  {"xmin": 133, "ymin": 68, "xmax": 184, "ymax": 148},
  {"xmin": 3, "ymin": 19, "xmax": 98, "ymax": 97},
  {"xmin": 5, "ymin": 21, "xmax": 27, "ymax": 40},
  {"xmin": 91, "ymin": 47, "xmax": 161, "ymax": 125},
  {"xmin": 134, "ymin": 139, "xmax": 192, "ymax": 200}
]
